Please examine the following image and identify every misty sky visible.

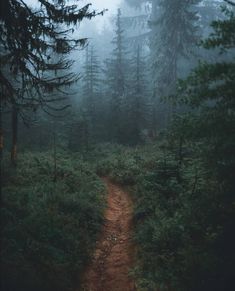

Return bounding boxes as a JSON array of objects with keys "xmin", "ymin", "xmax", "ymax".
[
  {"xmin": 82, "ymin": 0, "xmax": 122, "ymax": 32},
  {"xmin": 26, "ymin": 0, "xmax": 122, "ymax": 32},
  {"xmin": 86, "ymin": 0, "xmax": 122, "ymax": 14}
]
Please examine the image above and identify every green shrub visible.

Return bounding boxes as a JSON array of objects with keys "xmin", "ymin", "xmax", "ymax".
[
  {"xmin": 1, "ymin": 151, "xmax": 106, "ymax": 291},
  {"xmin": 94, "ymin": 142, "xmax": 235, "ymax": 291}
]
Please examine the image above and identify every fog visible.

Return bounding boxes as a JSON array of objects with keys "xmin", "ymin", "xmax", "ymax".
[
  {"xmin": 1, "ymin": 1, "xmax": 235, "ymax": 290},
  {"xmin": 26, "ymin": 0, "xmax": 123, "ymax": 32}
]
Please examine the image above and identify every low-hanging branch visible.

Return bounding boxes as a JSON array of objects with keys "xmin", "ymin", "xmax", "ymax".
[{"xmin": 0, "ymin": 0, "xmax": 105, "ymax": 112}]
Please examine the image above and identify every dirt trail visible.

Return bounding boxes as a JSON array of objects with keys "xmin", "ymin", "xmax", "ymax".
[{"xmin": 82, "ymin": 179, "xmax": 136, "ymax": 291}]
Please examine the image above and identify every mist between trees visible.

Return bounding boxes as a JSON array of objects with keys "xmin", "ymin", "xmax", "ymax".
[{"xmin": 1, "ymin": 0, "xmax": 235, "ymax": 291}]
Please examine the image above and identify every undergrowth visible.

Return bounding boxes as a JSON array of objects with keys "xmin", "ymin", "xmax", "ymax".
[
  {"xmin": 1, "ymin": 142, "xmax": 235, "ymax": 291},
  {"xmin": 1, "ymin": 151, "xmax": 106, "ymax": 291},
  {"xmin": 94, "ymin": 142, "xmax": 235, "ymax": 291}
]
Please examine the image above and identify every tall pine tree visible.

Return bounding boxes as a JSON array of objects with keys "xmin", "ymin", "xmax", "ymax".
[
  {"xmin": 127, "ymin": 45, "xmax": 148, "ymax": 144},
  {"xmin": 104, "ymin": 9, "xmax": 129, "ymax": 143},
  {"xmin": 150, "ymin": 0, "xmax": 201, "ymax": 131},
  {"xmin": 82, "ymin": 45, "xmax": 102, "ymax": 143}
]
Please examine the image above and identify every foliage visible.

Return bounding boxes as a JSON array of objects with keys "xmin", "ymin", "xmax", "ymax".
[
  {"xmin": 1, "ymin": 1, "xmax": 235, "ymax": 291},
  {"xmin": 0, "ymin": 0, "xmax": 101, "ymax": 110},
  {"xmin": 104, "ymin": 9, "xmax": 130, "ymax": 143},
  {"xmin": 95, "ymin": 143, "xmax": 161, "ymax": 185},
  {"xmin": 94, "ymin": 137, "xmax": 234, "ymax": 291},
  {"xmin": 1, "ymin": 151, "xmax": 106, "ymax": 291},
  {"xmin": 132, "ymin": 148, "xmax": 234, "ymax": 291},
  {"xmin": 150, "ymin": 0, "xmax": 201, "ymax": 95},
  {"xmin": 93, "ymin": 6, "xmax": 235, "ymax": 290},
  {"xmin": 132, "ymin": 4, "xmax": 235, "ymax": 291}
]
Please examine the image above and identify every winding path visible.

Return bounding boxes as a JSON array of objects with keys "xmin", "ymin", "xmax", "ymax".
[{"xmin": 82, "ymin": 179, "xmax": 136, "ymax": 291}]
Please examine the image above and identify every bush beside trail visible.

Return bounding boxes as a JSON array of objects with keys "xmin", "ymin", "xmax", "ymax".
[
  {"xmin": 1, "ymin": 151, "xmax": 106, "ymax": 291},
  {"xmin": 1, "ymin": 140, "xmax": 235, "ymax": 291},
  {"xmin": 95, "ymin": 142, "xmax": 235, "ymax": 291}
]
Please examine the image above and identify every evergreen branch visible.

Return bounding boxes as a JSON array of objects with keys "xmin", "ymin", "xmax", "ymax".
[{"xmin": 224, "ymin": 0, "xmax": 235, "ymax": 6}]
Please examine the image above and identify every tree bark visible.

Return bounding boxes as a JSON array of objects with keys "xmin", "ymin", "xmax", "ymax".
[
  {"xmin": 53, "ymin": 127, "xmax": 57, "ymax": 183},
  {"xmin": 0, "ymin": 98, "xmax": 3, "ymax": 199},
  {"xmin": 11, "ymin": 105, "xmax": 18, "ymax": 167}
]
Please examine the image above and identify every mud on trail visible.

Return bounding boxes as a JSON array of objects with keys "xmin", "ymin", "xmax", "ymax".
[{"xmin": 82, "ymin": 179, "xmax": 136, "ymax": 291}]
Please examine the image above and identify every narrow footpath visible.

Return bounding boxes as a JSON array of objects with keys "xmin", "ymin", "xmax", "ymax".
[{"xmin": 82, "ymin": 178, "xmax": 136, "ymax": 291}]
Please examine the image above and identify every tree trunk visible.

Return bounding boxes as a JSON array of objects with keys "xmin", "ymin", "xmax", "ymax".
[
  {"xmin": 178, "ymin": 136, "xmax": 183, "ymax": 168},
  {"xmin": 0, "ymin": 99, "xmax": 3, "ymax": 199},
  {"xmin": 53, "ymin": 127, "xmax": 57, "ymax": 183},
  {"xmin": 11, "ymin": 105, "xmax": 18, "ymax": 167}
]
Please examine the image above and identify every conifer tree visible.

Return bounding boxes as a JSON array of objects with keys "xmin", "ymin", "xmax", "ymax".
[
  {"xmin": 0, "ymin": 0, "xmax": 101, "ymax": 192},
  {"xmin": 154, "ymin": 0, "xmax": 201, "ymax": 95},
  {"xmin": 127, "ymin": 45, "xmax": 148, "ymax": 144},
  {"xmin": 168, "ymin": 3, "xmax": 235, "ymax": 289},
  {"xmin": 0, "ymin": 0, "xmax": 100, "ymax": 109},
  {"xmin": 82, "ymin": 45, "xmax": 101, "ymax": 138},
  {"xmin": 149, "ymin": 0, "xmax": 201, "ymax": 131},
  {"xmin": 175, "ymin": 0, "xmax": 235, "ymax": 173},
  {"xmin": 104, "ymin": 9, "xmax": 129, "ymax": 143}
]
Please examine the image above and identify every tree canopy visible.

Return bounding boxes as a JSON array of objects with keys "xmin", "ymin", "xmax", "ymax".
[{"xmin": 0, "ymin": 0, "xmax": 101, "ymax": 110}]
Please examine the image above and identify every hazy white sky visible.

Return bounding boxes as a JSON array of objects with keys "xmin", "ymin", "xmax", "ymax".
[
  {"xmin": 85, "ymin": 0, "xmax": 122, "ymax": 13},
  {"xmin": 26, "ymin": 0, "xmax": 122, "ymax": 10},
  {"xmin": 25, "ymin": 0, "xmax": 123, "ymax": 32},
  {"xmin": 82, "ymin": 0, "xmax": 123, "ymax": 31}
]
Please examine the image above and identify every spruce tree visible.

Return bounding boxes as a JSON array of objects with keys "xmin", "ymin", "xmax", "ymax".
[
  {"xmin": 0, "ymin": 0, "xmax": 100, "ymax": 109},
  {"xmin": 0, "ymin": 0, "xmax": 101, "ymax": 190},
  {"xmin": 127, "ymin": 45, "xmax": 148, "ymax": 144},
  {"xmin": 149, "ymin": 0, "xmax": 201, "ymax": 131},
  {"xmin": 171, "ymin": 3, "xmax": 235, "ymax": 289},
  {"xmin": 104, "ymin": 9, "xmax": 129, "ymax": 143},
  {"xmin": 155, "ymin": 0, "xmax": 201, "ymax": 94},
  {"xmin": 82, "ymin": 45, "xmax": 101, "ymax": 139}
]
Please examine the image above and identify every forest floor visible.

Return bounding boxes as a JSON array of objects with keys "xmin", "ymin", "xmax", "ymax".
[{"xmin": 82, "ymin": 178, "xmax": 136, "ymax": 291}]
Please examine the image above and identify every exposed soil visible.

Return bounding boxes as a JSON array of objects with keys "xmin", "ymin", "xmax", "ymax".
[{"xmin": 82, "ymin": 178, "xmax": 136, "ymax": 291}]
